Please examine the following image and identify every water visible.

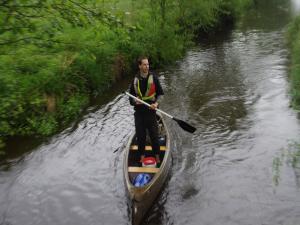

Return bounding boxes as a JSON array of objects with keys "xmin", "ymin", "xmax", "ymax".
[{"xmin": 1, "ymin": 1, "xmax": 300, "ymax": 225}]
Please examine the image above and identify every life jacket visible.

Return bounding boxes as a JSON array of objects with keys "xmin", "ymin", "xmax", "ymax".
[{"xmin": 133, "ymin": 74, "xmax": 156, "ymax": 101}]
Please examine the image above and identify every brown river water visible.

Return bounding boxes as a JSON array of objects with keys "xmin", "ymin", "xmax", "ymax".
[{"xmin": 1, "ymin": 1, "xmax": 300, "ymax": 225}]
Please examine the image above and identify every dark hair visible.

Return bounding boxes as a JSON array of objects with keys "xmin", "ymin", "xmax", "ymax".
[{"xmin": 138, "ymin": 56, "xmax": 148, "ymax": 65}]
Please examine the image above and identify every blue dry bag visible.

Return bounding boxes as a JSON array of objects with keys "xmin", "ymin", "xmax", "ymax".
[{"xmin": 134, "ymin": 173, "xmax": 151, "ymax": 187}]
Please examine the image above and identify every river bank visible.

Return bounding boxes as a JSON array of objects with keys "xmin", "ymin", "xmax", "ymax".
[{"xmin": 287, "ymin": 15, "xmax": 300, "ymax": 108}]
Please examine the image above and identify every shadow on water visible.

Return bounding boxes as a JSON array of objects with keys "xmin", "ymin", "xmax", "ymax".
[
  {"xmin": 240, "ymin": 0, "xmax": 293, "ymax": 31},
  {"xmin": 187, "ymin": 43, "xmax": 248, "ymax": 132}
]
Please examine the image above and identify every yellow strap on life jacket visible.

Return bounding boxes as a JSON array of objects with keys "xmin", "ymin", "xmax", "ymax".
[{"xmin": 135, "ymin": 74, "xmax": 156, "ymax": 101}]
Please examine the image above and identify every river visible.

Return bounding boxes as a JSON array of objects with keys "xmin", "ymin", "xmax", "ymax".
[{"xmin": 1, "ymin": 1, "xmax": 300, "ymax": 225}]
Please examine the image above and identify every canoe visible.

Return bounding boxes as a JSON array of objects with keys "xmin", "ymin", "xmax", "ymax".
[{"xmin": 123, "ymin": 112, "xmax": 171, "ymax": 225}]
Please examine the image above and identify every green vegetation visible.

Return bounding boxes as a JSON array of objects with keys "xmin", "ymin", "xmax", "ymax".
[
  {"xmin": 287, "ymin": 15, "xmax": 300, "ymax": 109},
  {"xmin": 0, "ymin": 0, "xmax": 253, "ymax": 151},
  {"xmin": 273, "ymin": 141, "xmax": 300, "ymax": 186}
]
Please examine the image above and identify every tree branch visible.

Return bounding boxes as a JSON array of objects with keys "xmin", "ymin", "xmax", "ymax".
[{"xmin": 67, "ymin": 0, "xmax": 101, "ymax": 16}]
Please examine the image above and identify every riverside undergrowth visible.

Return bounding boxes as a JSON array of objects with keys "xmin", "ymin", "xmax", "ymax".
[
  {"xmin": 287, "ymin": 15, "xmax": 300, "ymax": 109},
  {"xmin": 0, "ymin": 0, "xmax": 253, "ymax": 151}
]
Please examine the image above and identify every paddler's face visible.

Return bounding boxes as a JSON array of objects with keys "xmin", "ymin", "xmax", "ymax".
[{"xmin": 139, "ymin": 59, "xmax": 149, "ymax": 74}]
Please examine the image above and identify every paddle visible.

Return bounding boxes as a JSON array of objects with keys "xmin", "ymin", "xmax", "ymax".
[{"xmin": 124, "ymin": 92, "xmax": 196, "ymax": 133}]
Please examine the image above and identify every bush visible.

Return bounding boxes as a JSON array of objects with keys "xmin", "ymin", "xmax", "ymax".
[{"xmin": 0, "ymin": 0, "xmax": 255, "ymax": 149}]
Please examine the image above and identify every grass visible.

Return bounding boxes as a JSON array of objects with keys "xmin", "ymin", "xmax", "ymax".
[
  {"xmin": 287, "ymin": 16, "xmax": 300, "ymax": 109},
  {"xmin": 272, "ymin": 141, "xmax": 300, "ymax": 186}
]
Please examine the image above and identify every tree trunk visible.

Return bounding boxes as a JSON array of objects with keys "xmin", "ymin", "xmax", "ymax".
[{"xmin": 45, "ymin": 94, "xmax": 56, "ymax": 113}]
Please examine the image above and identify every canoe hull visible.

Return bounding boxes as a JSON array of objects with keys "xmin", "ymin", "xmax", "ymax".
[{"xmin": 131, "ymin": 152, "xmax": 171, "ymax": 225}]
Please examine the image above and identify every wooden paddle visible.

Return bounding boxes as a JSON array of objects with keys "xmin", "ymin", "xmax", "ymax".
[{"xmin": 125, "ymin": 92, "xmax": 196, "ymax": 133}]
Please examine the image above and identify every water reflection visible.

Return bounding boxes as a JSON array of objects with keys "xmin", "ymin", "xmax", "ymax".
[
  {"xmin": 239, "ymin": 0, "xmax": 292, "ymax": 31},
  {"xmin": 291, "ymin": 0, "xmax": 300, "ymax": 15},
  {"xmin": 161, "ymin": 1, "xmax": 300, "ymax": 225}
]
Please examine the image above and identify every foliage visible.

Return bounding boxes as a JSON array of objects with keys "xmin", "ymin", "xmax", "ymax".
[
  {"xmin": 273, "ymin": 141, "xmax": 300, "ymax": 186},
  {"xmin": 175, "ymin": 0, "xmax": 252, "ymax": 35},
  {"xmin": 272, "ymin": 151, "xmax": 284, "ymax": 186},
  {"xmin": 0, "ymin": 0, "xmax": 254, "ymax": 149},
  {"xmin": 287, "ymin": 16, "xmax": 300, "ymax": 109},
  {"xmin": 56, "ymin": 94, "xmax": 89, "ymax": 123}
]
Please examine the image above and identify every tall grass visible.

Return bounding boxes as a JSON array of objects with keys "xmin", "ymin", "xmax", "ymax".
[
  {"xmin": 272, "ymin": 141, "xmax": 300, "ymax": 186},
  {"xmin": 287, "ymin": 16, "xmax": 300, "ymax": 108}
]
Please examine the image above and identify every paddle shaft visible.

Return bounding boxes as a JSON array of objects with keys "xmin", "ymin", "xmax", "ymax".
[
  {"xmin": 125, "ymin": 91, "xmax": 196, "ymax": 133},
  {"xmin": 125, "ymin": 92, "xmax": 173, "ymax": 119}
]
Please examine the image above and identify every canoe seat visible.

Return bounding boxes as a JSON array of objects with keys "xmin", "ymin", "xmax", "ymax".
[
  {"xmin": 128, "ymin": 166, "xmax": 159, "ymax": 173},
  {"xmin": 130, "ymin": 145, "xmax": 166, "ymax": 151}
]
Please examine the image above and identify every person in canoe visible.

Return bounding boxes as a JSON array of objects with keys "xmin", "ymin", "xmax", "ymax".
[{"xmin": 129, "ymin": 56, "xmax": 164, "ymax": 164}]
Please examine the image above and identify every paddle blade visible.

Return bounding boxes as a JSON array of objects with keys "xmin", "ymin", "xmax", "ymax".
[{"xmin": 173, "ymin": 118, "xmax": 196, "ymax": 133}]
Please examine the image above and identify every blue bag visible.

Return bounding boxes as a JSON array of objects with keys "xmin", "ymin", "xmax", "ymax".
[{"xmin": 134, "ymin": 173, "xmax": 151, "ymax": 187}]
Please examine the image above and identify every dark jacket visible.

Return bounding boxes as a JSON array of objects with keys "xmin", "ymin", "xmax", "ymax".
[{"xmin": 129, "ymin": 72, "xmax": 164, "ymax": 113}]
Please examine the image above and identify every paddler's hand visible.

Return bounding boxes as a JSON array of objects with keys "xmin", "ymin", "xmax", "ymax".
[{"xmin": 150, "ymin": 102, "xmax": 158, "ymax": 110}]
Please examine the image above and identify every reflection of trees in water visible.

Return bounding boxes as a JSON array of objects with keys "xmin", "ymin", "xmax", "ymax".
[
  {"xmin": 290, "ymin": 0, "xmax": 300, "ymax": 15},
  {"xmin": 188, "ymin": 42, "xmax": 248, "ymax": 133},
  {"xmin": 163, "ymin": 0, "xmax": 293, "ymax": 135},
  {"xmin": 164, "ymin": 36, "xmax": 248, "ymax": 135},
  {"xmin": 0, "ymin": 136, "xmax": 42, "ymax": 171},
  {"xmin": 239, "ymin": 0, "xmax": 292, "ymax": 31}
]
